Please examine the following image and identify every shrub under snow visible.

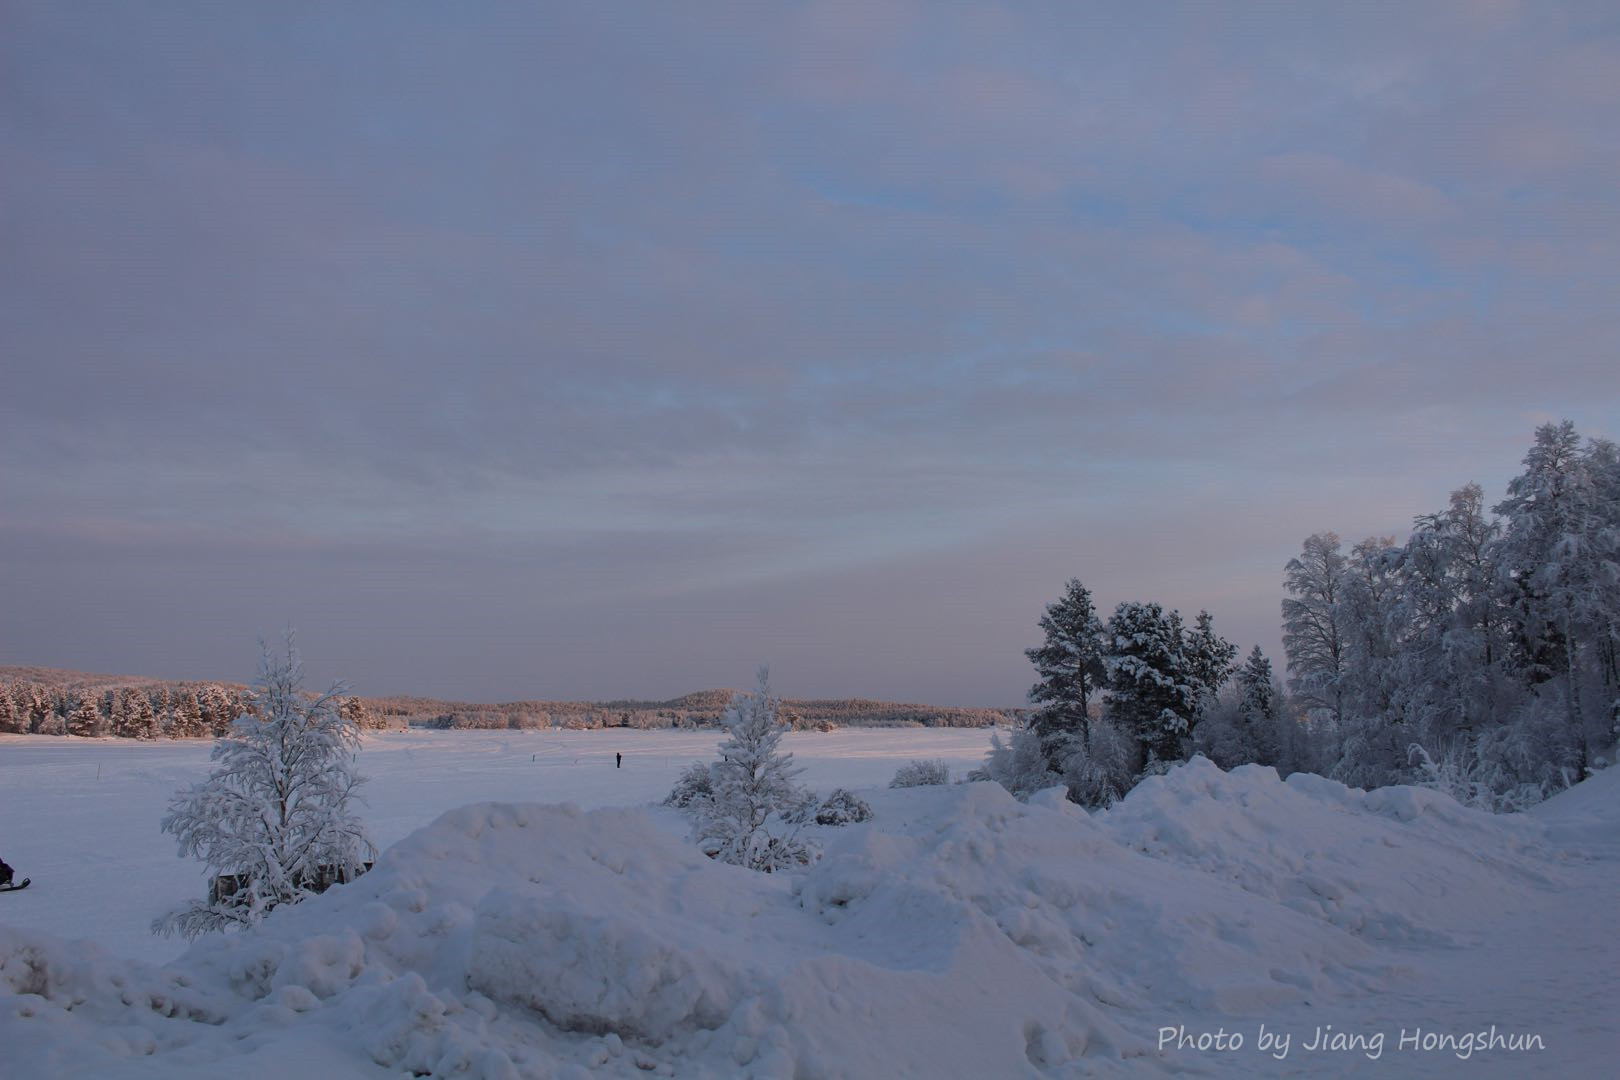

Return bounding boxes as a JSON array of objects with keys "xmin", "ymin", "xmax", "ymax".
[
  {"xmin": 814, "ymin": 788, "xmax": 873, "ymax": 825},
  {"xmin": 889, "ymin": 758, "xmax": 951, "ymax": 788},
  {"xmin": 663, "ymin": 762, "xmax": 713, "ymax": 809}
]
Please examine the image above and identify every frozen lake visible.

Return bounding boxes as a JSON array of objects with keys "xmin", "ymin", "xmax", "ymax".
[{"xmin": 0, "ymin": 727, "xmax": 1001, "ymax": 964}]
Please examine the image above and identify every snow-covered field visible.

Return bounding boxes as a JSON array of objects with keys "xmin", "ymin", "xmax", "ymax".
[
  {"xmin": 0, "ymin": 728, "xmax": 1000, "ymax": 966},
  {"xmin": 2, "ymin": 729, "xmax": 1616, "ymax": 1078}
]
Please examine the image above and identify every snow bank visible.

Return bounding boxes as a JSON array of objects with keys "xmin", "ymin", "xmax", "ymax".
[
  {"xmin": 1102, "ymin": 758, "xmax": 1556, "ymax": 944},
  {"xmin": 2, "ymin": 760, "xmax": 1613, "ymax": 1077}
]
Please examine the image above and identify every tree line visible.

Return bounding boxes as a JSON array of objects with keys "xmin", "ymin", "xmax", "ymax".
[
  {"xmin": 1, "ymin": 675, "xmax": 1007, "ymax": 738},
  {"xmin": 991, "ymin": 421, "xmax": 1618, "ymax": 811},
  {"xmin": 1282, "ymin": 420, "xmax": 1617, "ymax": 808},
  {"xmin": 0, "ymin": 679, "xmax": 381, "ymax": 738}
]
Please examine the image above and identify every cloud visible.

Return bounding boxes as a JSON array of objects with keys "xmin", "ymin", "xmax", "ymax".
[{"xmin": 2, "ymin": 1, "xmax": 1616, "ymax": 702}]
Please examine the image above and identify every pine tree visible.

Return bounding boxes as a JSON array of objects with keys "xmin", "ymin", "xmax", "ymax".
[
  {"xmin": 114, "ymin": 686, "xmax": 157, "ymax": 740},
  {"xmin": 692, "ymin": 667, "xmax": 815, "ymax": 872},
  {"xmin": 154, "ymin": 636, "xmax": 375, "ymax": 938},
  {"xmin": 340, "ymin": 696, "xmax": 375, "ymax": 730},
  {"xmin": 171, "ymin": 689, "xmax": 207, "ymax": 738},
  {"xmin": 1104, "ymin": 601, "xmax": 1201, "ymax": 770},
  {"xmin": 1235, "ymin": 646, "xmax": 1281, "ymax": 767},
  {"xmin": 1024, "ymin": 579, "xmax": 1107, "ymax": 773},
  {"xmin": 1185, "ymin": 610, "xmax": 1238, "ymax": 717},
  {"xmin": 67, "ymin": 694, "xmax": 103, "ymax": 737},
  {"xmin": 0, "ymin": 684, "xmax": 19, "ymax": 734}
]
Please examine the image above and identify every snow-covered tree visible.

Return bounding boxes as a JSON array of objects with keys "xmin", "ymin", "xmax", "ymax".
[
  {"xmin": 1398, "ymin": 485, "xmax": 1513, "ymax": 741},
  {"xmin": 154, "ymin": 637, "xmax": 375, "ymax": 939},
  {"xmin": 1330, "ymin": 536, "xmax": 1412, "ymax": 787},
  {"xmin": 1185, "ymin": 610, "xmax": 1238, "ymax": 717},
  {"xmin": 1282, "ymin": 532, "xmax": 1349, "ymax": 729},
  {"xmin": 66, "ymin": 694, "xmax": 103, "ymax": 737},
  {"xmin": 0, "ymin": 686, "xmax": 20, "ymax": 734},
  {"xmin": 1197, "ymin": 645, "xmax": 1286, "ymax": 770},
  {"xmin": 1493, "ymin": 422, "xmax": 1620, "ymax": 779},
  {"xmin": 691, "ymin": 667, "xmax": 816, "ymax": 872},
  {"xmin": 340, "ymin": 696, "xmax": 376, "ymax": 730},
  {"xmin": 169, "ymin": 689, "xmax": 208, "ymax": 738},
  {"xmin": 1104, "ymin": 601, "xmax": 1202, "ymax": 770},
  {"xmin": 114, "ymin": 686, "xmax": 157, "ymax": 740},
  {"xmin": 1024, "ymin": 579, "xmax": 1108, "ymax": 773}
]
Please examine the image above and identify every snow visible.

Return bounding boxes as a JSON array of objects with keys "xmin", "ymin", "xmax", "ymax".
[
  {"xmin": 2, "ymin": 731, "xmax": 1616, "ymax": 1077},
  {"xmin": 0, "ymin": 728, "xmax": 998, "ymax": 965}
]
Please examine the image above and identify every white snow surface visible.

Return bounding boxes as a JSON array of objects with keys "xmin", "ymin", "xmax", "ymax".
[{"xmin": 1, "ymin": 731, "xmax": 1616, "ymax": 1078}]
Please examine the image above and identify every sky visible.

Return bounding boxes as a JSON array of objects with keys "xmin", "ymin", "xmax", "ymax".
[{"xmin": 3, "ymin": 1, "xmax": 1617, "ymax": 705}]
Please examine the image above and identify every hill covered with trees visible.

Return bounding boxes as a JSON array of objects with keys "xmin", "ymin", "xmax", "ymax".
[{"xmin": 0, "ymin": 667, "xmax": 1012, "ymax": 739}]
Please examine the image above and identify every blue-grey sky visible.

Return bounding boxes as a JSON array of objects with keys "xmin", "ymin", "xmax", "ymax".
[{"xmin": 3, "ymin": 1, "xmax": 1617, "ymax": 704}]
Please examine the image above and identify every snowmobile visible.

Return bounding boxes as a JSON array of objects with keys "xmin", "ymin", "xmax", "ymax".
[{"xmin": 0, "ymin": 858, "xmax": 28, "ymax": 892}]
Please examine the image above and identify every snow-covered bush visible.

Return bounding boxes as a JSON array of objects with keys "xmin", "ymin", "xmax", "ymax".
[
  {"xmin": 976, "ymin": 727, "xmax": 1058, "ymax": 800},
  {"xmin": 154, "ymin": 637, "xmax": 375, "ymax": 939},
  {"xmin": 780, "ymin": 786, "xmax": 822, "ymax": 825},
  {"xmin": 1409, "ymin": 715, "xmax": 1575, "ymax": 814},
  {"xmin": 814, "ymin": 788, "xmax": 873, "ymax": 825},
  {"xmin": 691, "ymin": 667, "xmax": 817, "ymax": 872},
  {"xmin": 1058, "ymin": 721, "xmax": 1136, "ymax": 808},
  {"xmin": 663, "ymin": 762, "xmax": 713, "ymax": 809},
  {"xmin": 977, "ymin": 722, "xmax": 1134, "ymax": 807},
  {"xmin": 889, "ymin": 759, "xmax": 951, "ymax": 788}
]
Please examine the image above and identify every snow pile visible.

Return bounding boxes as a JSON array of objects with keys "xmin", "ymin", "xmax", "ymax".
[
  {"xmin": 2, "ymin": 760, "xmax": 1614, "ymax": 1077},
  {"xmin": 1101, "ymin": 758, "xmax": 1555, "ymax": 944}
]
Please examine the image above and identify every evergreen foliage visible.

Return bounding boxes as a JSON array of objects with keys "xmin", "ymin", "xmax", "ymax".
[
  {"xmin": 1024, "ymin": 579, "xmax": 1107, "ymax": 774},
  {"xmin": 690, "ymin": 667, "xmax": 817, "ymax": 872}
]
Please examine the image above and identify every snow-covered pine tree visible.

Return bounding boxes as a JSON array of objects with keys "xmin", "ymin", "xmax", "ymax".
[
  {"xmin": 1104, "ymin": 600, "xmax": 1201, "ymax": 773},
  {"xmin": 154, "ymin": 636, "xmax": 375, "ymax": 939},
  {"xmin": 0, "ymin": 685, "xmax": 19, "ymax": 734},
  {"xmin": 692, "ymin": 667, "xmax": 815, "ymax": 872},
  {"xmin": 170, "ymin": 689, "xmax": 207, "ymax": 738},
  {"xmin": 1185, "ymin": 610, "xmax": 1238, "ymax": 718},
  {"xmin": 115, "ymin": 686, "xmax": 157, "ymax": 740},
  {"xmin": 340, "ymin": 696, "xmax": 375, "ymax": 730},
  {"xmin": 1024, "ymin": 579, "xmax": 1108, "ymax": 774},
  {"xmin": 1228, "ymin": 645, "xmax": 1281, "ymax": 767},
  {"xmin": 66, "ymin": 694, "xmax": 102, "ymax": 737}
]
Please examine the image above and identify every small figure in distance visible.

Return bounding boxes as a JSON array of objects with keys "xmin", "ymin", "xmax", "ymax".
[{"xmin": 616, "ymin": 752, "xmax": 623, "ymax": 769}]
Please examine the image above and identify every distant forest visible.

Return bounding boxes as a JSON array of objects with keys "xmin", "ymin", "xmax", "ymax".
[{"xmin": 0, "ymin": 669, "xmax": 1012, "ymax": 739}]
